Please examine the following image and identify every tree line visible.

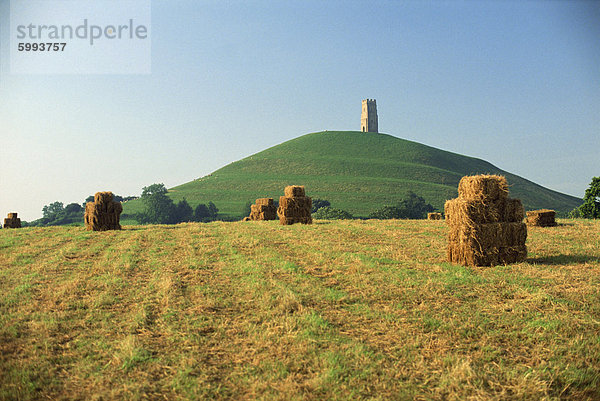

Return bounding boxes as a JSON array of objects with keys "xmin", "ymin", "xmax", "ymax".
[
  {"xmin": 24, "ymin": 183, "xmax": 219, "ymax": 227},
  {"xmin": 20, "ymin": 177, "xmax": 600, "ymax": 226},
  {"xmin": 135, "ymin": 183, "xmax": 218, "ymax": 224}
]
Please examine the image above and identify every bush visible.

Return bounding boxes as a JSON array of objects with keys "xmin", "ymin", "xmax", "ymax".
[
  {"xmin": 242, "ymin": 201, "xmax": 253, "ymax": 218},
  {"xmin": 369, "ymin": 192, "xmax": 435, "ymax": 219},
  {"xmin": 312, "ymin": 206, "xmax": 353, "ymax": 220},
  {"xmin": 311, "ymin": 199, "xmax": 331, "ymax": 213}
]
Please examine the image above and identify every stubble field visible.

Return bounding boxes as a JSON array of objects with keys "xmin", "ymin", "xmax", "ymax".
[{"xmin": 1, "ymin": 219, "xmax": 599, "ymax": 400}]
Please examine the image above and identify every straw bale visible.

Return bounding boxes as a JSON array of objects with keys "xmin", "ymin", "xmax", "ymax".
[
  {"xmin": 247, "ymin": 199, "xmax": 277, "ymax": 221},
  {"xmin": 284, "ymin": 185, "xmax": 305, "ymax": 198},
  {"xmin": 279, "ymin": 196, "xmax": 312, "ymax": 210},
  {"xmin": 85, "ymin": 192, "xmax": 122, "ymax": 231},
  {"xmin": 277, "ymin": 186, "xmax": 312, "ymax": 225},
  {"xmin": 446, "ymin": 175, "xmax": 526, "ymax": 266},
  {"xmin": 428, "ymin": 212, "xmax": 443, "ymax": 220},
  {"xmin": 526, "ymin": 209, "xmax": 557, "ymax": 227},
  {"xmin": 447, "ymin": 242, "xmax": 527, "ymax": 267},
  {"xmin": 445, "ymin": 198, "xmax": 501, "ymax": 225},
  {"xmin": 458, "ymin": 175, "xmax": 508, "ymax": 201},
  {"xmin": 94, "ymin": 191, "xmax": 113, "ymax": 204},
  {"xmin": 279, "ymin": 216, "xmax": 313, "ymax": 226},
  {"xmin": 3, "ymin": 213, "xmax": 21, "ymax": 229},
  {"xmin": 449, "ymin": 222, "xmax": 527, "ymax": 251},
  {"xmin": 445, "ymin": 196, "xmax": 525, "ymax": 226},
  {"xmin": 504, "ymin": 198, "xmax": 525, "ymax": 222},
  {"xmin": 255, "ymin": 198, "xmax": 274, "ymax": 206}
]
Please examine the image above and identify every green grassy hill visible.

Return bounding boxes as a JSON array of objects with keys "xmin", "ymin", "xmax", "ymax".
[{"xmin": 124, "ymin": 131, "xmax": 581, "ymax": 219}]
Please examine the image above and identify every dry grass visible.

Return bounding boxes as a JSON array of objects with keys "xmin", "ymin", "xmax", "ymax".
[{"xmin": 1, "ymin": 219, "xmax": 599, "ymax": 400}]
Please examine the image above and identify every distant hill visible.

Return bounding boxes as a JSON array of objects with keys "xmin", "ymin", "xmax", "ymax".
[{"xmin": 123, "ymin": 131, "xmax": 581, "ymax": 219}]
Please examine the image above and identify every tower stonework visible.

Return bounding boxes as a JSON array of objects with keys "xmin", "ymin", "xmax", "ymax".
[{"xmin": 361, "ymin": 99, "xmax": 378, "ymax": 133}]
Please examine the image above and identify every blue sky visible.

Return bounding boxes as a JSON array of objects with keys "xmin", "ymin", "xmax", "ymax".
[{"xmin": 1, "ymin": 0, "xmax": 598, "ymax": 221}]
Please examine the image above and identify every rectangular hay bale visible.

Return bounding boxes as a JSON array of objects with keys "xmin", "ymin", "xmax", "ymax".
[
  {"xmin": 284, "ymin": 185, "xmax": 306, "ymax": 198},
  {"xmin": 447, "ymin": 222, "xmax": 527, "ymax": 266},
  {"xmin": 526, "ymin": 209, "xmax": 557, "ymax": 227},
  {"xmin": 458, "ymin": 175, "xmax": 508, "ymax": 201},
  {"xmin": 255, "ymin": 198, "xmax": 274, "ymax": 206}
]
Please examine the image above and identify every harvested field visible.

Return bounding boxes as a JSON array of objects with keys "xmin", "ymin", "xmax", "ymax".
[{"xmin": 0, "ymin": 219, "xmax": 599, "ymax": 400}]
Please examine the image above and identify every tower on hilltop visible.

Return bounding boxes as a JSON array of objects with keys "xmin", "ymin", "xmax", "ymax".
[{"xmin": 361, "ymin": 99, "xmax": 378, "ymax": 133}]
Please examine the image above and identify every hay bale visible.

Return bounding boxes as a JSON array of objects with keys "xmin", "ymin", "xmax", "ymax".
[
  {"xmin": 504, "ymin": 198, "xmax": 525, "ymax": 222},
  {"xmin": 277, "ymin": 186, "xmax": 312, "ymax": 225},
  {"xmin": 247, "ymin": 198, "xmax": 277, "ymax": 221},
  {"xmin": 84, "ymin": 191, "xmax": 122, "ymax": 231},
  {"xmin": 526, "ymin": 209, "xmax": 557, "ymax": 227},
  {"xmin": 428, "ymin": 212, "xmax": 443, "ymax": 220},
  {"xmin": 284, "ymin": 185, "xmax": 305, "ymax": 198},
  {"xmin": 445, "ymin": 197, "xmax": 524, "ymax": 225},
  {"xmin": 446, "ymin": 175, "xmax": 526, "ymax": 266},
  {"xmin": 255, "ymin": 198, "xmax": 274, "ymax": 206},
  {"xmin": 3, "ymin": 212, "xmax": 21, "ymax": 229},
  {"xmin": 458, "ymin": 175, "xmax": 508, "ymax": 201}
]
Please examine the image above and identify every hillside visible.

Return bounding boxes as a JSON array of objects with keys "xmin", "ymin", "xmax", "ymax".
[
  {"xmin": 1, "ymin": 220, "xmax": 599, "ymax": 399},
  {"xmin": 124, "ymin": 131, "xmax": 581, "ymax": 219}
]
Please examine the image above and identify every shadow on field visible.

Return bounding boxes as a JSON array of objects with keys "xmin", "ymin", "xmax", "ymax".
[{"xmin": 529, "ymin": 254, "xmax": 600, "ymax": 265}]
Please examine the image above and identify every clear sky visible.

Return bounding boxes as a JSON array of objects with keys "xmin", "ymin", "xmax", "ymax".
[{"xmin": 1, "ymin": 0, "xmax": 598, "ymax": 221}]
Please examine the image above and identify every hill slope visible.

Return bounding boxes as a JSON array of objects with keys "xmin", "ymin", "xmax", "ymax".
[{"xmin": 125, "ymin": 131, "xmax": 581, "ymax": 218}]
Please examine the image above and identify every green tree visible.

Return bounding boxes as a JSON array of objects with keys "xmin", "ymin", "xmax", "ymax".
[
  {"xmin": 369, "ymin": 192, "xmax": 435, "ymax": 219},
  {"xmin": 242, "ymin": 201, "xmax": 253, "ymax": 218},
  {"xmin": 137, "ymin": 183, "xmax": 177, "ymax": 224},
  {"xmin": 571, "ymin": 177, "xmax": 600, "ymax": 219},
  {"xmin": 64, "ymin": 203, "xmax": 83, "ymax": 214},
  {"xmin": 207, "ymin": 201, "xmax": 219, "ymax": 219},
  {"xmin": 194, "ymin": 204, "xmax": 210, "ymax": 222},
  {"xmin": 30, "ymin": 201, "xmax": 81, "ymax": 226},
  {"xmin": 311, "ymin": 199, "xmax": 331, "ymax": 213},
  {"xmin": 42, "ymin": 201, "xmax": 64, "ymax": 219},
  {"xmin": 313, "ymin": 206, "xmax": 353, "ymax": 220},
  {"xmin": 368, "ymin": 205, "xmax": 403, "ymax": 220},
  {"xmin": 399, "ymin": 191, "xmax": 435, "ymax": 219},
  {"xmin": 175, "ymin": 199, "xmax": 194, "ymax": 222}
]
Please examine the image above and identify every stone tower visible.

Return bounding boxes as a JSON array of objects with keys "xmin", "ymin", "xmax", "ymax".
[{"xmin": 361, "ymin": 99, "xmax": 378, "ymax": 133}]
